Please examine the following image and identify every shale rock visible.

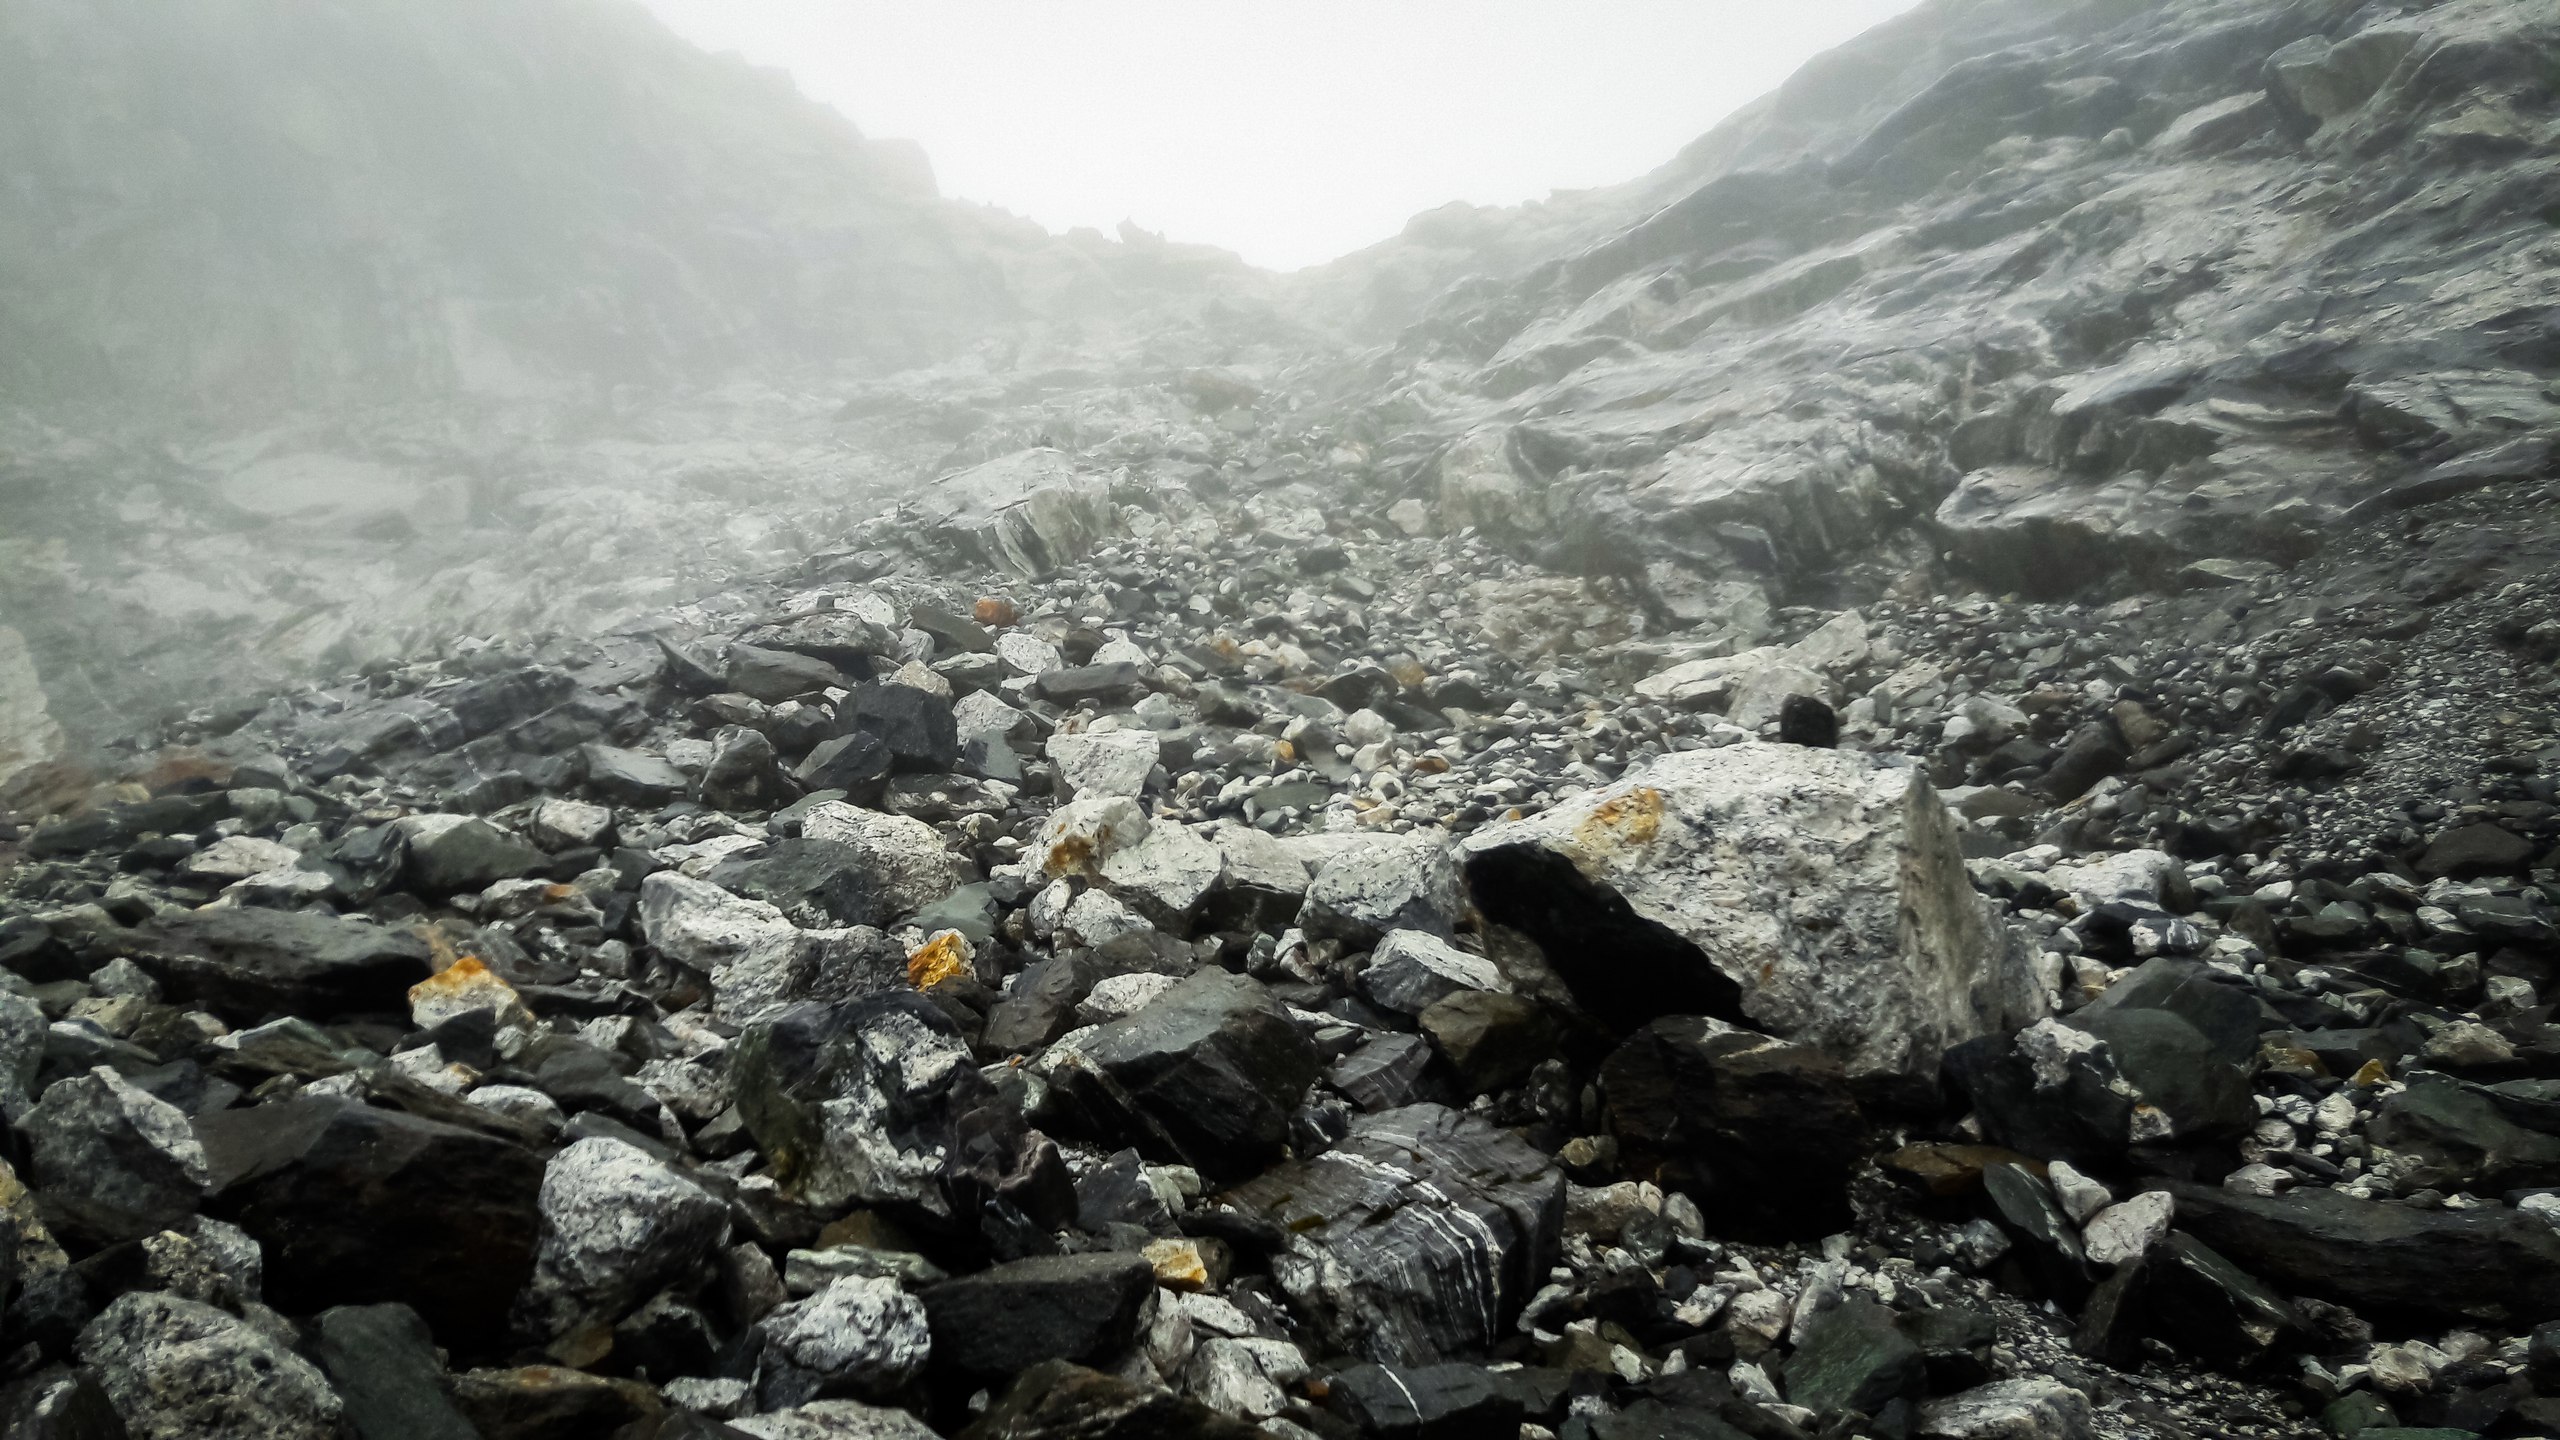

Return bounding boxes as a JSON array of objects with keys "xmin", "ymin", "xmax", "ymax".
[
  {"xmin": 1219, "ymin": 1103, "xmax": 1563, "ymax": 1364},
  {"xmin": 1039, "ymin": 969, "xmax": 1318, "ymax": 1183},
  {"xmin": 78, "ymin": 1291, "xmax": 344, "ymax": 1440},
  {"xmin": 919, "ymin": 1252, "xmax": 1154, "ymax": 1386}
]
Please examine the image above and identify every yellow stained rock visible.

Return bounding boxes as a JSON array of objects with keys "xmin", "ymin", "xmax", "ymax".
[
  {"xmin": 907, "ymin": 930, "xmax": 976, "ymax": 990},
  {"xmin": 407, "ymin": 955, "xmax": 532, "ymax": 1031},
  {"xmin": 1143, "ymin": 1237, "xmax": 1210, "ymax": 1292},
  {"xmin": 2350, "ymin": 1058, "xmax": 2391, "ymax": 1089}
]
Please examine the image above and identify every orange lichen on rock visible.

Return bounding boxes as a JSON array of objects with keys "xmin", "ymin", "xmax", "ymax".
[
  {"xmin": 1575, "ymin": 785, "xmax": 1664, "ymax": 851},
  {"xmin": 907, "ymin": 930, "xmax": 976, "ymax": 990},
  {"xmin": 974, "ymin": 597, "xmax": 1018, "ymax": 627},
  {"xmin": 407, "ymin": 954, "xmax": 532, "ymax": 1030}
]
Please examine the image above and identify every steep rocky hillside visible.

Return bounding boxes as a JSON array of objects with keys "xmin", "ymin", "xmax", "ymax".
[{"xmin": 1302, "ymin": 0, "xmax": 2559, "ymax": 610}]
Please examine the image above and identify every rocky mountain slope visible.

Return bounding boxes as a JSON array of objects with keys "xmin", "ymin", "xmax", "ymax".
[{"xmin": 2, "ymin": 0, "xmax": 2559, "ymax": 1438}]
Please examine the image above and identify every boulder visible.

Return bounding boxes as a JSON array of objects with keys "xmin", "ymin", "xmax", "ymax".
[
  {"xmin": 1047, "ymin": 730, "xmax": 1160, "ymax": 800},
  {"xmin": 706, "ymin": 839, "xmax": 892, "ymax": 929},
  {"xmin": 2371, "ymin": 1077, "xmax": 2560, "ymax": 1192},
  {"xmin": 1418, "ymin": 990, "xmax": 1553, "ymax": 1096},
  {"xmin": 1218, "ymin": 1104, "xmax": 1563, "ymax": 1364},
  {"xmin": 1039, "ymin": 970, "xmax": 1319, "ymax": 1183},
  {"xmin": 1327, "ymin": 1362, "xmax": 1524, "ymax": 1439},
  {"xmin": 1600, "ymin": 1018, "xmax": 1869, "ymax": 1240},
  {"xmin": 728, "ymin": 644, "xmax": 850, "ymax": 704},
  {"xmin": 106, "ymin": 908, "xmax": 434, "ymax": 1021},
  {"xmin": 515, "ymin": 1137, "xmax": 730, "ymax": 1340},
  {"xmin": 1459, "ymin": 743, "xmax": 2025, "ymax": 1085},
  {"xmin": 78, "ymin": 1292, "xmax": 344, "ymax": 1440},
  {"xmin": 311, "ymin": 1303, "xmax": 482, "ymax": 1440},
  {"xmin": 1301, "ymin": 833, "xmax": 1464, "ymax": 947},
  {"xmin": 1784, "ymin": 1296, "xmax": 1924, "ymax": 1418},
  {"xmin": 583, "ymin": 745, "xmax": 693, "ymax": 806},
  {"xmin": 197, "ymin": 1098, "xmax": 547, "ymax": 1346},
  {"xmin": 2168, "ymin": 1182, "xmax": 2560, "ymax": 1325},
  {"xmin": 752, "ymin": 1276, "xmax": 932, "ymax": 1407},
  {"xmin": 732, "ymin": 993, "xmax": 986, "ymax": 1216},
  {"xmin": 703, "ymin": 725, "xmax": 798, "ymax": 811},
  {"xmin": 919, "ymin": 1253, "xmax": 1155, "ymax": 1386},
  {"xmin": 22, "ymin": 1066, "xmax": 211, "ymax": 1242}
]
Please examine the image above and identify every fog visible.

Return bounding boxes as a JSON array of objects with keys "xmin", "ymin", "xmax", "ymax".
[{"xmin": 635, "ymin": 0, "xmax": 1926, "ymax": 270}]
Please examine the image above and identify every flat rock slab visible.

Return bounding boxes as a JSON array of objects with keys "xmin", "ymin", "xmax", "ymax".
[
  {"xmin": 109, "ymin": 909, "xmax": 434, "ymax": 1021},
  {"xmin": 2165, "ymin": 1182, "xmax": 2560, "ymax": 1326}
]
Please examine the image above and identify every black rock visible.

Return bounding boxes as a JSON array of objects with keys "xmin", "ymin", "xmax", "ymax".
[
  {"xmin": 1601, "ymin": 1019, "xmax": 1868, "ymax": 1241},
  {"xmin": 910, "ymin": 606, "xmax": 996, "ymax": 656},
  {"xmin": 108, "ymin": 909, "xmax": 434, "ymax": 1022},
  {"xmin": 699, "ymin": 725, "xmax": 795, "ymax": 812},
  {"xmin": 956, "ymin": 1359, "xmax": 1262, "ymax": 1439},
  {"xmin": 1330, "ymin": 1361, "xmax": 1524, "ymax": 1439},
  {"xmin": 2418, "ymin": 823, "xmax": 2536, "ymax": 880},
  {"xmin": 706, "ymin": 838, "xmax": 892, "ymax": 928},
  {"xmin": 792, "ymin": 732, "xmax": 893, "ymax": 797},
  {"xmin": 920, "ymin": 1252, "xmax": 1155, "ymax": 1386},
  {"xmin": 981, "ymin": 956, "xmax": 1091, "ymax": 1055},
  {"xmin": 1330, "ymin": 1031, "xmax": 1437, "ymax": 1113},
  {"xmin": 2113, "ymin": 1232, "xmax": 2302, "ymax": 1372},
  {"xmin": 197, "ymin": 1098, "xmax": 546, "ymax": 1350},
  {"xmin": 1777, "ymin": 694, "xmax": 1838, "ymax": 748},
  {"xmin": 725, "ymin": 643, "xmax": 849, "ymax": 704},
  {"xmin": 1980, "ymin": 1162, "xmax": 2092, "ymax": 1304},
  {"xmin": 312, "ymin": 1303, "xmax": 482, "ymax": 1440},
  {"xmin": 2168, "ymin": 1181, "xmax": 2560, "ymax": 1326},
  {"xmin": 1782, "ymin": 1296, "xmax": 1923, "ymax": 1418},
  {"xmin": 1073, "ymin": 1148, "xmax": 1174, "ymax": 1236},
  {"xmin": 1042, "ymin": 969, "xmax": 1319, "ymax": 1183},
  {"xmin": 839, "ymin": 683, "xmax": 959, "ymax": 773},
  {"xmin": 0, "ymin": 1367, "xmax": 127, "ymax": 1440},
  {"xmin": 2042, "ymin": 723, "xmax": 2127, "ymax": 802},
  {"xmin": 1036, "ymin": 662, "xmax": 1148, "ymax": 705},
  {"xmin": 580, "ymin": 745, "xmax": 692, "ymax": 806}
]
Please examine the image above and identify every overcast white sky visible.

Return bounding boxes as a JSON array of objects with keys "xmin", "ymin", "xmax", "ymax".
[{"xmin": 633, "ymin": 1, "xmax": 1923, "ymax": 271}]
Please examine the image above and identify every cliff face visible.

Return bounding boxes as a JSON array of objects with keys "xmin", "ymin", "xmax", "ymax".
[{"xmin": 1300, "ymin": 0, "xmax": 2560, "ymax": 607}]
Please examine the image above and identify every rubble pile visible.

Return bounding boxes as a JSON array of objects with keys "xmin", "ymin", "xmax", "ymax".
[{"xmin": 1, "ymin": 444, "xmax": 2555, "ymax": 1440}]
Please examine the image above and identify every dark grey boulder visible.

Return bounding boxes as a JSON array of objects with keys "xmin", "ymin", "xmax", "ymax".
[
  {"xmin": 2168, "ymin": 1181, "xmax": 2560, "ymax": 1326},
  {"xmin": 106, "ymin": 908, "xmax": 433, "ymax": 1022},
  {"xmin": 919, "ymin": 1252, "xmax": 1153, "ymax": 1386},
  {"xmin": 1039, "ymin": 969, "xmax": 1318, "ymax": 1183},
  {"xmin": 1601, "ymin": 1018, "xmax": 1867, "ymax": 1241},
  {"xmin": 312, "ymin": 1303, "xmax": 481, "ymax": 1440},
  {"xmin": 838, "ymin": 683, "xmax": 958, "ymax": 774}
]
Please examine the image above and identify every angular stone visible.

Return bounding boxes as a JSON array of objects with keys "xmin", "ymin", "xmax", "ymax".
[
  {"xmin": 1459, "ymin": 743, "xmax": 2024, "ymax": 1084},
  {"xmin": 515, "ymin": 1137, "xmax": 728, "ymax": 1340},
  {"xmin": 2371, "ymin": 1077, "xmax": 2560, "ymax": 1192},
  {"xmin": 1328, "ymin": 1362, "xmax": 1524, "ymax": 1438},
  {"xmin": 25, "ymin": 1065, "xmax": 211, "ymax": 1244},
  {"xmin": 78, "ymin": 1292, "xmax": 343, "ymax": 1440},
  {"xmin": 1097, "ymin": 823, "xmax": 1224, "ymax": 928},
  {"xmin": 198, "ymin": 1098, "xmax": 547, "ymax": 1345},
  {"xmin": 528, "ymin": 798, "xmax": 616, "ymax": 851},
  {"xmin": 2417, "ymin": 823, "xmax": 2535, "ymax": 880},
  {"xmin": 795, "ymin": 732, "xmax": 894, "ymax": 796},
  {"xmin": 1301, "ymin": 833, "xmax": 1463, "ymax": 947},
  {"xmin": 1360, "ymin": 929, "xmax": 1507, "ymax": 1017},
  {"xmin": 1601, "ymin": 1018, "xmax": 1867, "ymax": 1241},
  {"xmin": 447, "ymin": 1366, "xmax": 660, "ymax": 1439},
  {"xmin": 1040, "ymin": 969, "xmax": 1319, "ymax": 1183},
  {"xmin": 703, "ymin": 725, "xmax": 798, "ymax": 811},
  {"xmin": 2168, "ymin": 1182, "xmax": 2560, "ymax": 1325},
  {"xmin": 107, "ymin": 908, "xmax": 434, "ymax": 1022},
  {"xmin": 1218, "ymin": 1103, "xmax": 1563, "ymax": 1364},
  {"xmin": 312, "ymin": 1303, "xmax": 481, "ymax": 1440},
  {"xmin": 753, "ymin": 1275, "xmax": 932, "ymax": 1408},
  {"xmin": 920, "ymin": 1252, "xmax": 1154, "ymax": 1386},
  {"xmin": 641, "ymin": 871, "xmax": 795, "ymax": 971},
  {"xmin": 582, "ymin": 745, "xmax": 692, "ymax": 805}
]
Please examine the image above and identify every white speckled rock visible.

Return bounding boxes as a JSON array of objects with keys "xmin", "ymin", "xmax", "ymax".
[
  {"xmin": 515, "ymin": 1137, "xmax": 729, "ymax": 1339},
  {"xmin": 2081, "ymin": 1191, "xmax": 2175, "ymax": 1268},
  {"xmin": 797, "ymin": 803, "xmax": 962, "ymax": 917},
  {"xmin": 1359, "ymin": 930, "xmax": 1507, "ymax": 1017},
  {"xmin": 639, "ymin": 871, "xmax": 793, "ymax": 971},
  {"xmin": 752, "ymin": 1275, "xmax": 931, "ymax": 1407},
  {"xmin": 1458, "ymin": 742, "xmax": 2034, "ymax": 1084},
  {"xmin": 24, "ymin": 1066, "xmax": 211, "ymax": 1241},
  {"xmin": 1047, "ymin": 729, "xmax": 1160, "ymax": 800},
  {"xmin": 79, "ymin": 1292, "xmax": 343, "ymax": 1440},
  {"xmin": 1299, "ymin": 832, "xmax": 1463, "ymax": 947},
  {"xmin": 1916, "ymin": 1376, "xmax": 2094, "ymax": 1440}
]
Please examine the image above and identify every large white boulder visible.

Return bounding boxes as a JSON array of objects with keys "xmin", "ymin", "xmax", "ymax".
[{"xmin": 1458, "ymin": 742, "xmax": 2034, "ymax": 1084}]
